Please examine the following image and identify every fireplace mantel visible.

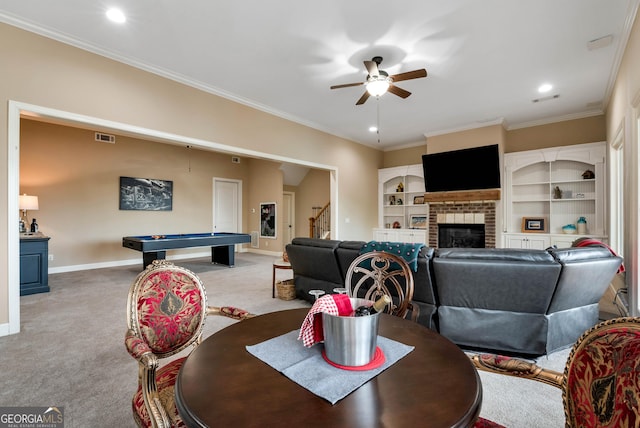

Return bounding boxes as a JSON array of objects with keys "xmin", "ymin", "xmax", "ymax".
[{"xmin": 423, "ymin": 189, "xmax": 501, "ymax": 202}]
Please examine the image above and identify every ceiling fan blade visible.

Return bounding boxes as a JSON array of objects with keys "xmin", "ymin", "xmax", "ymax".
[
  {"xmin": 364, "ymin": 60, "xmax": 379, "ymax": 77},
  {"xmin": 388, "ymin": 84, "xmax": 411, "ymax": 99},
  {"xmin": 330, "ymin": 82, "xmax": 365, "ymax": 90},
  {"xmin": 390, "ymin": 69, "xmax": 427, "ymax": 82},
  {"xmin": 356, "ymin": 91, "xmax": 370, "ymax": 105}
]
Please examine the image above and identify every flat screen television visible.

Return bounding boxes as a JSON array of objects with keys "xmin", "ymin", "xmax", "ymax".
[{"xmin": 422, "ymin": 144, "xmax": 500, "ymax": 192}]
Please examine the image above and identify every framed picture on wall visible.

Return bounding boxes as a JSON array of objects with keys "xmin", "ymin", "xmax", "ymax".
[
  {"xmin": 521, "ymin": 217, "xmax": 548, "ymax": 233},
  {"xmin": 119, "ymin": 176, "xmax": 173, "ymax": 211},
  {"xmin": 260, "ymin": 202, "xmax": 277, "ymax": 238},
  {"xmin": 409, "ymin": 215, "xmax": 428, "ymax": 229}
]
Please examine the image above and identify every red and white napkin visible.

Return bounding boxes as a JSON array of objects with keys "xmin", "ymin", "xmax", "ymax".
[{"xmin": 298, "ymin": 294, "xmax": 353, "ymax": 347}]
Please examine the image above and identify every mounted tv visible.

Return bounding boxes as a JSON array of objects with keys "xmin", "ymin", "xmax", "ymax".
[{"xmin": 422, "ymin": 144, "xmax": 500, "ymax": 192}]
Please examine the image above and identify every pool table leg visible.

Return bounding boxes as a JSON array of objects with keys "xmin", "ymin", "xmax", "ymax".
[
  {"xmin": 143, "ymin": 251, "xmax": 166, "ymax": 269},
  {"xmin": 212, "ymin": 245, "xmax": 235, "ymax": 267}
]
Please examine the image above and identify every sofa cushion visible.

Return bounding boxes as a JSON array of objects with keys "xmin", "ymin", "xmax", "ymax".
[
  {"xmin": 336, "ymin": 241, "xmax": 367, "ymax": 279},
  {"xmin": 433, "ymin": 249, "xmax": 561, "ymax": 313},
  {"xmin": 436, "ymin": 247, "xmax": 556, "ymax": 263}
]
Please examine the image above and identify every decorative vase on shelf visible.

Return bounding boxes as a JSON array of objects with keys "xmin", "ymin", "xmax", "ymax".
[{"xmin": 577, "ymin": 217, "xmax": 587, "ymax": 234}]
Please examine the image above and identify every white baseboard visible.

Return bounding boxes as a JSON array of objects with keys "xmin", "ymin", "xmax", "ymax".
[
  {"xmin": 47, "ymin": 250, "xmax": 229, "ymax": 274},
  {"xmin": 246, "ymin": 248, "xmax": 282, "ymax": 257}
]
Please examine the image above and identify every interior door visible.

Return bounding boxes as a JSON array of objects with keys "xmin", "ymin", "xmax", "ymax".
[
  {"xmin": 213, "ymin": 179, "xmax": 241, "ymax": 234},
  {"xmin": 282, "ymin": 191, "xmax": 295, "ymax": 246}
]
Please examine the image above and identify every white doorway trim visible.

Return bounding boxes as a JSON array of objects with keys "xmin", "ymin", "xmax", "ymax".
[
  {"xmin": 282, "ymin": 191, "xmax": 295, "ymax": 246},
  {"xmin": 4, "ymin": 100, "xmax": 338, "ymax": 336},
  {"xmin": 213, "ymin": 177, "xmax": 244, "ymax": 251}
]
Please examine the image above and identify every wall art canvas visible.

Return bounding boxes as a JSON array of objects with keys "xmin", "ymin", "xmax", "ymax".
[
  {"xmin": 119, "ymin": 176, "xmax": 173, "ymax": 211},
  {"xmin": 260, "ymin": 202, "xmax": 276, "ymax": 238}
]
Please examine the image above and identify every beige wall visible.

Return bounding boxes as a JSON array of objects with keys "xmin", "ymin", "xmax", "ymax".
[
  {"xmin": 21, "ymin": 118, "xmax": 332, "ymax": 264},
  {"xmin": 20, "ymin": 119, "xmax": 279, "ymax": 266},
  {"xmin": 0, "ymin": 23, "xmax": 382, "ymax": 329},
  {"xmin": 505, "ymin": 116, "xmax": 606, "ymax": 152},
  {"xmin": 383, "ymin": 124, "xmax": 506, "ymax": 167},
  {"xmin": 245, "ymin": 158, "xmax": 285, "ymax": 251},
  {"xmin": 382, "ymin": 145, "xmax": 427, "ymax": 169}
]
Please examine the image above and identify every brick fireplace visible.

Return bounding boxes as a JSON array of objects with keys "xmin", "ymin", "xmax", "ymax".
[{"xmin": 424, "ymin": 190, "xmax": 499, "ymax": 248}]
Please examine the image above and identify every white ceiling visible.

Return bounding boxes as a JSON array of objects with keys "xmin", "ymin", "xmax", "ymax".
[{"xmin": 1, "ymin": 1, "xmax": 638, "ymax": 150}]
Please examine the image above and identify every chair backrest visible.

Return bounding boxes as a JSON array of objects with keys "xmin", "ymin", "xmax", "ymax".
[
  {"xmin": 345, "ymin": 251, "xmax": 414, "ymax": 318},
  {"xmin": 126, "ymin": 259, "xmax": 207, "ymax": 359},
  {"xmin": 563, "ymin": 317, "xmax": 640, "ymax": 427}
]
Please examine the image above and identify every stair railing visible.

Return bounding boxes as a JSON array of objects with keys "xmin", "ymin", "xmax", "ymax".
[{"xmin": 309, "ymin": 202, "xmax": 330, "ymax": 239}]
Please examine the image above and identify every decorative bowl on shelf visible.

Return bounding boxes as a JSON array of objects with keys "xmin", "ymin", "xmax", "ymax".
[{"xmin": 562, "ymin": 224, "xmax": 577, "ymax": 234}]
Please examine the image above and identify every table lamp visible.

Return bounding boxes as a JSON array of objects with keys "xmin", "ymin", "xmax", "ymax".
[{"xmin": 19, "ymin": 194, "xmax": 38, "ymax": 233}]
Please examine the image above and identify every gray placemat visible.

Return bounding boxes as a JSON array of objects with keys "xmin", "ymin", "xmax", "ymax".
[{"xmin": 246, "ymin": 330, "xmax": 414, "ymax": 404}]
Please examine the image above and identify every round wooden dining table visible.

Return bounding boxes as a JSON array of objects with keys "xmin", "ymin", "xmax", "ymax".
[{"xmin": 175, "ymin": 308, "xmax": 482, "ymax": 428}]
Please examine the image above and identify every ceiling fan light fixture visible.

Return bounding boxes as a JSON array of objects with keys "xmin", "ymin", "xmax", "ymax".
[{"xmin": 366, "ymin": 76, "xmax": 391, "ymax": 97}]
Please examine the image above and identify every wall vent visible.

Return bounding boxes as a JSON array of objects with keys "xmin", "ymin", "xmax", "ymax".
[
  {"xmin": 531, "ymin": 94, "xmax": 560, "ymax": 103},
  {"xmin": 231, "ymin": 156, "xmax": 241, "ymax": 164},
  {"xmin": 95, "ymin": 132, "xmax": 116, "ymax": 143},
  {"xmin": 250, "ymin": 231, "xmax": 259, "ymax": 248}
]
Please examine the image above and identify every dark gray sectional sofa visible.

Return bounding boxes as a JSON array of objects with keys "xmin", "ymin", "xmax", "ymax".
[{"xmin": 285, "ymin": 237, "xmax": 622, "ymax": 356}]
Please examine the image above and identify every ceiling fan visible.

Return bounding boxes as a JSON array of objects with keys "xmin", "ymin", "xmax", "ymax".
[{"xmin": 330, "ymin": 56, "xmax": 427, "ymax": 105}]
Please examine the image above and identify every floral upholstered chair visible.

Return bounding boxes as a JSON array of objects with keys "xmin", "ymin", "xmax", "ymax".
[
  {"xmin": 471, "ymin": 317, "xmax": 640, "ymax": 427},
  {"xmin": 345, "ymin": 251, "xmax": 418, "ymax": 321},
  {"xmin": 124, "ymin": 259, "xmax": 254, "ymax": 428}
]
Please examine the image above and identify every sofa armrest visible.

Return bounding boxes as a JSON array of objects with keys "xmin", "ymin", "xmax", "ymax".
[
  {"xmin": 547, "ymin": 247, "xmax": 623, "ymax": 313},
  {"xmin": 286, "ymin": 239, "xmax": 343, "ymax": 284}
]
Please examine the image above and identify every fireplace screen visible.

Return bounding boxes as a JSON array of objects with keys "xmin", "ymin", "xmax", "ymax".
[{"xmin": 438, "ymin": 224, "xmax": 485, "ymax": 248}]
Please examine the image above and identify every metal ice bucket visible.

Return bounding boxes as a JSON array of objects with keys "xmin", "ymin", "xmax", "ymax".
[{"xmin": 322, "ymin": 298, "xmax": 380, "ymax": 366}]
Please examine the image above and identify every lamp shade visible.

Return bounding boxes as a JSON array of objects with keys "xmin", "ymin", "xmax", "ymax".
[
  {"xmin": 19, "ymin": 194, "xmax": 39, "ymax": 210},
  {"xmin": 366, "ymin": 76, "xmax": 390, "ymax": 97}
]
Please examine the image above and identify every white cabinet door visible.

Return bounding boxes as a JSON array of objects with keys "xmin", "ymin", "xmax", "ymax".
[
  {"xmin": 527, "ymin": 235, "xmax": 550, "ymax": 250},
  {"xmin": 397, "ymin": 230, "xmax": 427, "ymax": 244},
  {"xmin": 373, "ymin": 229, "xmax": 398, "ymax": 242},
  {"xmin": 506, "ymin": 235, "xmax": 528, "ymax": 249},
  {"xmin": 505, "ymin": 234, "xmax": 550, "ymax": 249}
]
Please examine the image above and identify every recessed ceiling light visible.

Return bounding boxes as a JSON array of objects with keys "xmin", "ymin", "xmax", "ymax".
[
  {"xmin": 106, "ymin": 8, "xmax": 126, "ymax": 24},
  {"xmin": 538, "ymin": 83, "xmax": 553, "ymax": 93},
  {"xmin": 369, "ymin": 126, "xmax": 378, "ymax": 133}
]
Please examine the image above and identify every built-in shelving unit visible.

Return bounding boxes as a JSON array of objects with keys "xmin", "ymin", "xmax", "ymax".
[
  {"xmin": 374, "ymin": 164, "xmax": 428, "ymax": 243},
  {"xmin": 503, "ymin": 141, "xmax": 607, "ymax": 248}
]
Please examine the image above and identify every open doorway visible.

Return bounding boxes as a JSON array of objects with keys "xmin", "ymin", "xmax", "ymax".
[{"xmin": 6, "ymin": 100, "xmax": 338, "ymax": 336}]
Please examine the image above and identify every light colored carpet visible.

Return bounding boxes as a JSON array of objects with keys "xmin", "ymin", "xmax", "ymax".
[{"xmin": 0, "ymin": 252, "xmax": 568, "ymax": 427}]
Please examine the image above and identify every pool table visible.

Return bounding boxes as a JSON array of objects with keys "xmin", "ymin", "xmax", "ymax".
[{"xmin": 122, "ymin": 232, "xmax": 251, "ymax": 269}]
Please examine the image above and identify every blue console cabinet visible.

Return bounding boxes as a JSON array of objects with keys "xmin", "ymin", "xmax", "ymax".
[{"xmin": 20, "ymin": 233, "xmax": 50, "ymax": 295}]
